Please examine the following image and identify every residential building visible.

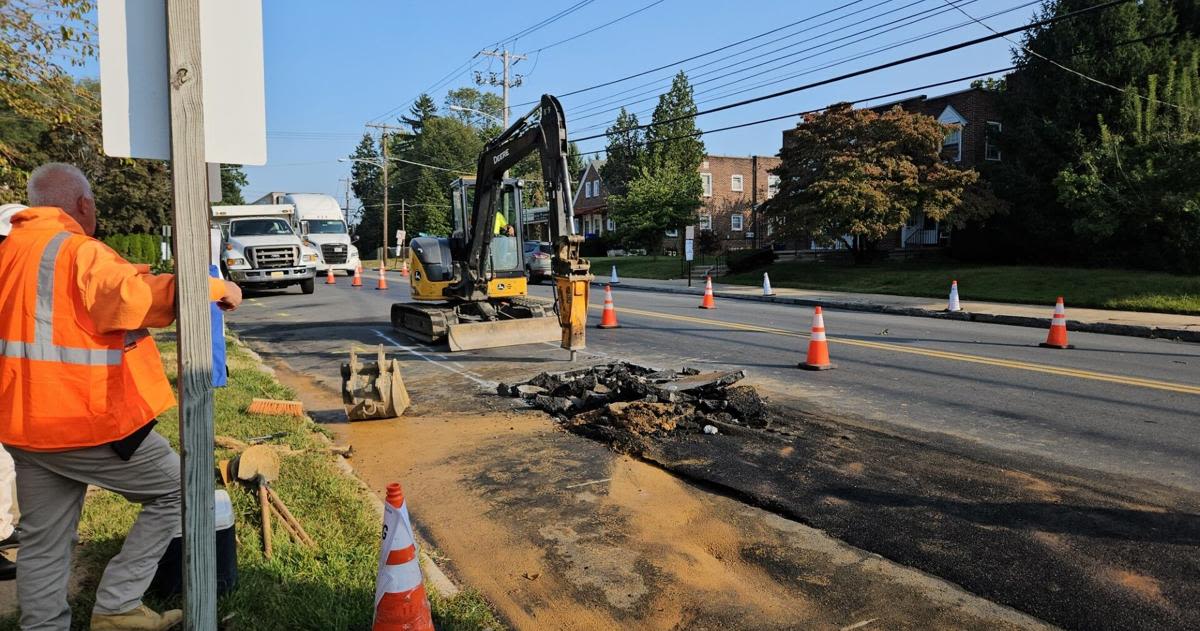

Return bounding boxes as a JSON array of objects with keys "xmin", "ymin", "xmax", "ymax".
[
  {"xmin": 777, "ymin": 86, "xmax": 1002, "ymax": 253},
  {"xmin": 572, "ymin": 159, "xmax": 611, "ymax": 238}
]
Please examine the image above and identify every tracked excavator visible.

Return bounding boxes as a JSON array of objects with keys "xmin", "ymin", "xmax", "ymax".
[{"xmin": 391, "ymin": 94, "xmax": 592, "ymax": 353}]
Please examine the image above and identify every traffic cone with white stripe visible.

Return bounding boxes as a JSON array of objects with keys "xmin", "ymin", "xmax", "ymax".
[
  {"xmin": 799, "ymin": 306, "xmax": 834, "ymax": 370},
  {"xmin": 762, "ymin": 272, "xmax": 776, "ymax": 297},
  {"xmin": 699, "ymin": 276, "xmax": 716, "ymax": 309},
  {"xmin": 325, "ymin": 267, "xmax": 336, "ymax": 285},
  {"xmin": 352, "ymin": 264, "xmax": 363, "ymax": 288},
  {"xmin": 1039, "ymin": 296, "xmax": 1074, "ymax": 349},
  {"xmin": 598, "ymin": 284, "xmax": 620, "ymax": 329},
  {"xmin": 376, "ymin": 264, "xmax": 389, "ymax": 290},
  {"xmin": 373, "ymin": 483, "xmax": 433, "ymax": 631},
  {"xmin": 946, "ymin": 279, "xmax": 961, "ymax": 312},
  {"xmin": 610, "ymin": 265, "xmax": 620, "ymax": 284},
  {"xmin": 400, "ymin": 259, "xmax": 410, "ymax": 278}
]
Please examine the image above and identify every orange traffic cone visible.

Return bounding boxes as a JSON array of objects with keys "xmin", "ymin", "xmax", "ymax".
[
  {"xmin": 598, "ymin": 284, "xmax": 620, "ymax": 329},
  {"xmin": 798, "ymin": 306, "xmax": 834, "ymax": 370},
  {"xmin": 352, "ymin": 264, "xmax": 363, "ymax": 288},
  {"xmin": 400, "ymin": 259, "xmax": 410, "ymax": 278},
  {"xmin": 325, "ymin": 267, "xmax": 336, "ymax": 285},
  {"xmin": 1039, "ymin": 296, "xmax": 1074, "ymax": 349},
  {"xmin": 946, "ymin": 279, "xmax": 961, "ymax": 312},
  {"xmin": 376, "ymin": 264, "xmax": 389, "ymax": 290},
  {"xmin": 699, "ymin": 276, "xmax": 716, "ymax": 309},
  {"xmin": 373, "ymin": 483, "xmax": 434, "ymax": 631}
]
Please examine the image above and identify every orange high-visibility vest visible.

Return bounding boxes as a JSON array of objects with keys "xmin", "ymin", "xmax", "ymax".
[{"xmin": 0, "ymin": 207, "xmax": 224, "ymax": 450}]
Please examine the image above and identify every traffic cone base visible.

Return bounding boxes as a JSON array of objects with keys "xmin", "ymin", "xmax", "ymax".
[
  {"xmin": 1039, "ymin": 341, "xmax": 1075, "ymax": 349},
  {"xmin": 699, "ymin": 276, "xmax": 716, "ymax": 309},
  {"xmin": 798, "ymin": 306, "xmax": 834, "ymax": 370},
  {"xmin": 598, "ymin": 284, "xmax": 620, "ymax": 329}
]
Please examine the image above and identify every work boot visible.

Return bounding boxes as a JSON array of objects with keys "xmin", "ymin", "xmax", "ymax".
[
  {"xmin": 0, "ymin": 556, "xmax": 14, "ymax": 581},
  {"xmin": 0, "ymin": 531, "xmax": 18, "ymax": 550},
  {"xmin": 90, "ymin": 605, "xmax": 182, "ymax": 631}
]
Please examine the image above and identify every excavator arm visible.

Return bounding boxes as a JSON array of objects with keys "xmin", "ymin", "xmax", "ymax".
[{"xmin": 455, "ymin": 94, "xmax": 592, "ymax": 351}]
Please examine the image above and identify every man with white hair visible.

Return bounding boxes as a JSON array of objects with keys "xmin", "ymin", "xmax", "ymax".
[{"xmin": 0, "ymin": 163, "xmax": 242, "ymax": 631}]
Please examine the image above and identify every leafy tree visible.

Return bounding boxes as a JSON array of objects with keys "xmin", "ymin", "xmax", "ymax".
[
  {"xmin": 767, "ymin": 103, "xmax": 984, "ymax": 262},
  {"xmin": 445, "ymin": 87, "xmax": 504, "ymax": 129},
  {"xmin": 607, "ymin": 166, "xmax": 701, "ymax": 253},
  {"xmin": 220, "ymin": 165, "xmax": 247, "ymax": 204},
  {"xmin": 644, "ymin": 71, "xmax": 705, "ymax": 176},
  {"xmin": 409, "ymin": 169, "xmax": 451, "ymax": 236},
  {"xmin": 402, "ymin": 94, "xmax": 438, "ymax": 134},
  {"xmin": 600, "ymin": 108, "xmax": 644, "ymax": 197},
  {"xmin": 1055, "ymin": 56, "xmax": 1200, "ymax": 272},
  {"xmin": 986, "ymin": 0, "xmax": 1198, "ymax": 262}
]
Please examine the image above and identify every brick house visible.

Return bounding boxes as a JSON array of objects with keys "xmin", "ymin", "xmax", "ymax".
[
  {"xmin": 568, "ymin": 154, "xmax": 782, "ymax": 252},
  {"xmin": 776, "ymin": 86, "xmax": 1002, "ymax": 252}
]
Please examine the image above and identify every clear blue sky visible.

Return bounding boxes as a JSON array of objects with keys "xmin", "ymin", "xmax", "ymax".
[{"xmin": 83, "ymin": 0, "xmax": 1039, "ymax": 209}]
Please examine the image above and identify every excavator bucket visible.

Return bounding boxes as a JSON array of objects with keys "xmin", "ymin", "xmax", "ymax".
[
  {"xmin": 340, "ymin": 346, "xmax": 410, "ymax": 421},
  {"xmin": 446, "ymin": 315, "xmax": 562, "ymax": 352}
]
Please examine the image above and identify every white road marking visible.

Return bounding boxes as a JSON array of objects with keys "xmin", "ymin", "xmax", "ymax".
[{"xmin": 371, "ymin": 330, "xmax": 496, "ymax": 389}]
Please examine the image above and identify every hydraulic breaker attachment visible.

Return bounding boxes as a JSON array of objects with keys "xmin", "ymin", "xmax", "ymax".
[
  {"xmin": 553, "ymin": 234, "xmax": 592, "ymax": 352},
  {"xmin": 340, "ymin": 345, "xmax": 410, "ymax": 420}
]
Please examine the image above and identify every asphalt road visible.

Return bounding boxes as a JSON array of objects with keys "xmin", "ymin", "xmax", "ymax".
[{"xmin": 229, "ymin": 273, "xmax": 1200, "ymax": 492}]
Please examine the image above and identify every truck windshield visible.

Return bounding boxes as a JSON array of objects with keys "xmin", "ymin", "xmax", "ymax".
[
  {"xmin": 306, "ymin": 219, "xmax": 347, "ymax": 234},
  {"xmin": 230, "ymin": 218, "xmax": 293, "ymax": 237}
]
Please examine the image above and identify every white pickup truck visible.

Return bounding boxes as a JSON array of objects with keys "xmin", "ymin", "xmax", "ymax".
[
  {"xmin": 212, "ymin": 204, "xmax": 320, "ymax": 294},
  {"xmin": 254, "ymin": 192, "xmax": 360, "ymax": 276}
]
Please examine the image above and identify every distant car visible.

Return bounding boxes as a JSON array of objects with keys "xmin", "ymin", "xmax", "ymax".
[{"xmin": 523, "ymin": 241, "xmax": 552, "ymax": 283}]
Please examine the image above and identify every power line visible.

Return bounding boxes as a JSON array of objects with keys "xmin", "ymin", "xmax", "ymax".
[
  {"xmin": 528, "ymin": 0, "xmax": 667, "ymax": 53},
  {"xmin": 511, "ymin": 0, "xmax": 875, "ymax": 108},
  {"xmin": 571, "ymin": 0, "xmax": 1134, "ymax": 142}
]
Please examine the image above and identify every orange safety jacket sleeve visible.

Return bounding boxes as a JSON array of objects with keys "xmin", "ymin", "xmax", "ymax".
[{"xmin": 74, "ymin": 240, "xmax": 227, "ymax": 334}]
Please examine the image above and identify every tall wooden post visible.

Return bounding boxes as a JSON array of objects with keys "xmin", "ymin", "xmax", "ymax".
[{"xmin": 165, "ymin": 0, "xmax": 218, "ymax": 628}]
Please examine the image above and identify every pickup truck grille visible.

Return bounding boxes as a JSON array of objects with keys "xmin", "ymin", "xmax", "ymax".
[
  {"xmin": 247, "ymin": 245, "xmax": 298, "ymax": 269},
  {"xmin": 321, "ymin": 243, "xmax": 348, "ymax": 264}
]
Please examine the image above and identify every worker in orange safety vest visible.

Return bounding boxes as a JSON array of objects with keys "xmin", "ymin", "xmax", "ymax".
[{"xmin": 0, "ymin": 163, "xmax": 242, "ymax": 631}]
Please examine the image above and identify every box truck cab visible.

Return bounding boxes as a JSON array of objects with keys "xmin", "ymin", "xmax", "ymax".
[
  {"xmin": 255, "ymin": 193, "xmax": 360, "ymax": 276},
  {"xmin": 213, "ymin": 204, "xmax": 320, "ymax": 294}
]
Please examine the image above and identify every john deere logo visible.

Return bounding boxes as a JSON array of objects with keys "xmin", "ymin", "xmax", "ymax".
[
  {"xmin": 496, "ymin": 283, "xmax": 507, "ymax": 291},
  {"xmin": 413, "ymin": 270, "xmax": 422, "ymax": 282}
]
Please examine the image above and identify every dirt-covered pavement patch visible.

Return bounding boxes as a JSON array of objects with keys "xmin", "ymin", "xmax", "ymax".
[{"xmin": 509, "ymin": 365, "xmax": 1200, "ymax": 631}]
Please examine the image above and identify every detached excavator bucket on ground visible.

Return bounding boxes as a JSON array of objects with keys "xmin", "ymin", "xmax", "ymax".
[
  {"xmin": 341, "ymin": 346, "xmax": 410, "ymax": 420},
  {"xmin": 445, "ymin": 315, "xmax": 562, "ymax": 352}
]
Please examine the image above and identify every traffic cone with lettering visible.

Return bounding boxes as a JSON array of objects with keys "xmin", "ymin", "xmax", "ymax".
[
  {"xmin": 598, "ymin": 284, "xmax": 620, "ymax": 329},
  {"xmin": 1039, "ymin": 296, "xmax": 1074, "ymax": 349},
  {"xmin": 325, "ymin": 267, "xmax": 336, "ymax": 285},
  {"xmin": 762, "ymin": 272, "xmax": 776, "ymax": 297},
  {"xmin": 400, "ymin": 259, "xmax": 410, "ymax": 278},
  {"xmin": 610, "ymin": 265, "xmax": 620, "ymax": 285},
  {"xmin": 798, "ymin": 306, "xmax": 834, "ymax": 370},
  {"xmin": 946, "ymin": 280, "xmax": 961, "ymax": 312},
  {"xmin": 352, "ymin": 264, "xmax": 363, "ymax": 288},
  {"xmin": 699, "ymin": 276, "xmax": 716, "ymax": 309},
  {"xmin": 376, "ymin": 264, "xmax": 389, "ymax": 290},
  {"xmin": 373, "ymin": 483, "xmax": 433, "ymax": 631}
]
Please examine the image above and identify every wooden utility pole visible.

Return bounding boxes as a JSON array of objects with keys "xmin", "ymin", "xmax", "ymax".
[
  {"xmin": 479, "ymin": 49, "xmax": 526, "ymax": 128},
  {"xmin": 365, "ymin": 122, "xmax": 404, "ymax": 268},
  {"xmin": 339, "ymin": 177, "xmax": 352, "ymax": 223},
  {"xmin": 164, "ymin": 0, "xmax": 218, "ymax": 628},
  {"xmin": 751, "ymin": 155, "xmax": 759, "ymax": 250}
]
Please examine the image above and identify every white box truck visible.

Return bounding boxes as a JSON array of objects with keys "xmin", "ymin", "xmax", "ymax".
[
  {"xmin": 254, "ymin": 192, "xmax": 360, "ymax": 276},
  {"xmin": 212, "ymin": 204, "xmax": 320, "ymax": 294}
]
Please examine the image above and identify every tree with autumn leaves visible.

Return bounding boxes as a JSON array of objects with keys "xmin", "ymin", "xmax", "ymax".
[{"xmin": 767, "ymin": 103, "xmax": 996, "ymax": 262}]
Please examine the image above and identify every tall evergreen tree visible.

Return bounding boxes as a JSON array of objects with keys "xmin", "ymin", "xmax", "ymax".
[
  {"xmin": 349, "ymin": 133, "xmax": 385, "ymax": 255},
  {"xmin": 600, "ymin": 108, "xmax": 644, "ymax": 197},
  {"xmin": 567, "ymin": 141, "xmax": 584, "ymax": 180},
  {"xmin": 401, "ymin": 93, "xmax": 438, "ymax": 134},
  {"xmin": 644, "ymin": 71, "xmax": 706, "ymax": 176}
]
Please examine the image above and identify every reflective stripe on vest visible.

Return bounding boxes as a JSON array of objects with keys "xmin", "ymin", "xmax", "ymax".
[{"xmin": 0, "ymin": 231, "xmax": 122, "ymax": 366}]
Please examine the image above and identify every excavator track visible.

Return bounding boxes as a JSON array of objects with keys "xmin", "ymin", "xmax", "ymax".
[
  {"xmin": 390, "ymin": 302, "xmax": 452, "ymax": 344},
  {"xmin": 391, "ymin": 298, "xmax": 560, "ymax": 351}
]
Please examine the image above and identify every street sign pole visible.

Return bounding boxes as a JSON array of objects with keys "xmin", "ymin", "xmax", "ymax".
[{"xmin": 164, "ymin": 0, "xmax": 218, "ymax": 627}]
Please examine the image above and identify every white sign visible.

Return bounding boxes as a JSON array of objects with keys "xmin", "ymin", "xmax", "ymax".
[
  {"xmin": 684, "ymin": 239, "xmax": 694, "ymax": 262},
  {"xmin": 396, "ymin": 230, "xmax": 406, "ymax": 246},
  {"xmin": 685, "ymin": 225, "xmax": 695, "ymax": 240},
  {"xmin": 99, "ymin": 0, "xmax": 267, "ymax": 164}
]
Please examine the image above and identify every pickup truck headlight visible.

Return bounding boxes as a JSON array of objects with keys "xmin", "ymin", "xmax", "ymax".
[
  {"xmin": 302, "ymin": 253, "xmax": 319, "ymax": 263},
  {"xmin": 349, "ymin": 245, "xmax": 359, "ymax": 257},
  {"xmin": 225, "ymin": 258, "xmax": 245, "ymax": 267}
]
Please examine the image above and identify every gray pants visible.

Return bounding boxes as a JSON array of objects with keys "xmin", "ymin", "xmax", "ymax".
[{"xmin": 8, "ymin": 431, "xmax": 180, "ymax": 631}]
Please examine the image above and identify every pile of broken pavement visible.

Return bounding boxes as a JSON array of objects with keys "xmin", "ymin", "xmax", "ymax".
[{"xmin": 498, "ymin": 363, "xmax": 769, "ymax": 451}]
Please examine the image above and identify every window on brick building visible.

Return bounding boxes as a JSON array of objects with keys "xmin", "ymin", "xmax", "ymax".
[
  {"xmin": 731, "ymin": 174, "xmax": 744, "ymax": 192},
  {"xmin": 606, "ymin": 217, "xmax": 615, "ymax": 231},
  {"xmin": 665, "ymin": 228, "xmax": 679, "ymax": 238},
  {"xmin": 767, "ymin": 175, "xmax": 780, "ymax": 198},
  {"xmin": 731, "ymin": 214, "xmax": 744, "ymax": 231},
  {"xmin": 985, "ymin": 121, "xmax": 1002, "ymax": 161},
  {"xmin": 944, "ymin": 126, "xmax": 962, "ymax": 162},
  {"xmin": 701, "ymin": 173, "xmax": 712, "ymax": 197},
  {"xmin": 699, "ymin": 213, "xmax": 711, "ymax": 230}
]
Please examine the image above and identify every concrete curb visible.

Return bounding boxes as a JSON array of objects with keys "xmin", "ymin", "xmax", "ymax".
[{"xmin": 593, "ymin": 280, "xmax": 1200, "ymax": 344}]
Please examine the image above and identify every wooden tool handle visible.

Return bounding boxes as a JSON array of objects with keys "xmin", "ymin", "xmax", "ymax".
[
  {"xmin": 267, "ymin": 486, "xmax": 316, "ymax": 547},
  {"xmin": 259, "ymin": 482, "xmax": 272, "ymax": 558}
]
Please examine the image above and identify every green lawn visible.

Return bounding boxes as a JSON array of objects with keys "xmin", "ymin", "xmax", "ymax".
[
  {"xmin": 0, "ymin": 337, "xmax": 503, "ymax": 631},
  {"xmin": 599, "ymin": 256, "xmax": 1200, "ymax": 315}
]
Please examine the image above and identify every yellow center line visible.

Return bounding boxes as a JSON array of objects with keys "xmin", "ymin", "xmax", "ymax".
[{"xmin": 592, "ymin": 303, "xmax": 1200, "ymax": 396}]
